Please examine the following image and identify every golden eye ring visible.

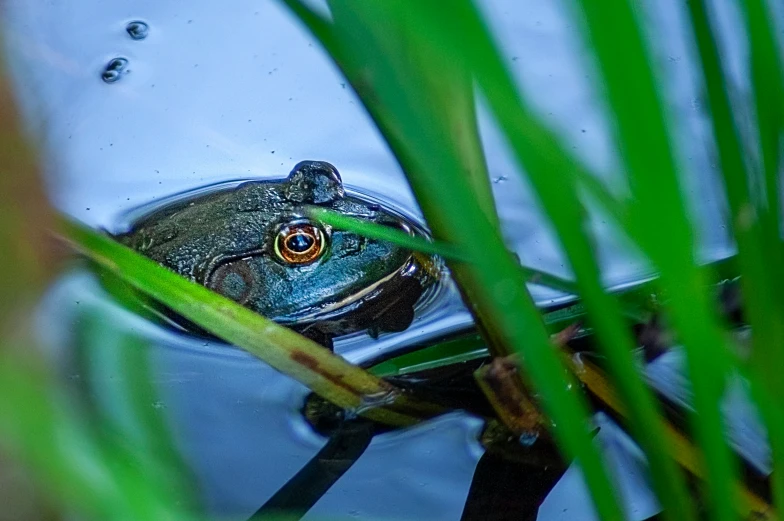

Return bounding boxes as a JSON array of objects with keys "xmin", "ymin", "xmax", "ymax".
[{"xmin": 274, "ymin": 221, "xmax": 327, "ymax": 265}]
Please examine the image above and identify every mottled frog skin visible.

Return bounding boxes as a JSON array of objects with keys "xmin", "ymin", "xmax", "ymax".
[{"xmin": 115, "ymin": 161, "xmax": 438, "ymax": 349}]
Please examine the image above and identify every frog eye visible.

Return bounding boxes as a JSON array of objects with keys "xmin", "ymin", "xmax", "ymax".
[{"xmin": 274, "ymin": 221, "xmax": 327, "ymax": 265}]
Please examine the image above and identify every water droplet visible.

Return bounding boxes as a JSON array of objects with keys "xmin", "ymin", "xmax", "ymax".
[
  {"xmin": 519, "ymin": 431, "xmax": 539, "ymax": 446},
  {"xmin": 102, "ymin": 57, "xmax": 129, "ymax": 83},
  {"xmin": 126, "ymin": 21, "xmax": 149, "ymax": 40}
]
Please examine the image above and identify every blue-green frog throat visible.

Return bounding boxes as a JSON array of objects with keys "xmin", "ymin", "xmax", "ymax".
[{"xmin": 115, "ymin": 161, "xmax": 440, "ymax": 349}]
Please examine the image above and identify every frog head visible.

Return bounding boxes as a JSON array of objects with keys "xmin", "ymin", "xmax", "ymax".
[{"xmin": 116, "ymin": 161, "xmax": 440, "ymax": 348}]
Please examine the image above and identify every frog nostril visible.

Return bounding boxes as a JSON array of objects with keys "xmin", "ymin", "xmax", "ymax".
[{"xmin": 285, "ymin": 160, "xmax": 345, "ymax": 204}]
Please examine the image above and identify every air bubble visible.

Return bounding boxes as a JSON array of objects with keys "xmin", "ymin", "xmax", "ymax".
[
  {"xmin": 102, "ymin": 69, "xmax": 120, "ymax": 83},
  {"xmin": 126, "ymin": 21, "xmax": 149, "ymax": 40},
  {"xmin": 102, "ymin": 57, "xmax": 129, "ymax": 83}
]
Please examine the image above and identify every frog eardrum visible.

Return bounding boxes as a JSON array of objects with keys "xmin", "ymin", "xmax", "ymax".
[{"xmin": 115, "ymin": 160, "xmax": 440, "ymax": 349}]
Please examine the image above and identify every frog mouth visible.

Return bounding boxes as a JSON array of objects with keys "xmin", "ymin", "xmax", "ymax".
[
  {"xmin": 276, "ymin": 249, "xmax": 443, "ymax": 338},
  {"xmin": 277, "ymin": 256, "xmax": 421, "ymax": 324}
]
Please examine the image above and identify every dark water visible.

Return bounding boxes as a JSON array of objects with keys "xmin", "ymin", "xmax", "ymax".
[{"xmin": 3, "ymin": 0, "xmax": 775, "ymax": 519}]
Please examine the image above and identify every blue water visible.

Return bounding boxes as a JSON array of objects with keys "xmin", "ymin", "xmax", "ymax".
[{"xmin": 3, "ymin": 0, "xmax": 771, "ymax": 519}]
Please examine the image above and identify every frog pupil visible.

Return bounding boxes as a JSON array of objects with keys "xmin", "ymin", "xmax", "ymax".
[{"xmin": 286, "ymin": 233, "xmax": 314, "ymax": 253}]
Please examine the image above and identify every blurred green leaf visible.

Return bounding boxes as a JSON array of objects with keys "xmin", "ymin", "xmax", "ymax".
[
  {"xmin": 686, "ymin": 0, "xmax": 784, "ymax": 514},
  {"xmin": 73, "ymin": 313, "xmax": 198, "ymax": 511},
  {"xmin": 0, "ymin": 343, "xmax": 202, "ymax": 521},
  {"xmin": 734, "ymin": 0, "xmax": 784, "ymax": 512}
]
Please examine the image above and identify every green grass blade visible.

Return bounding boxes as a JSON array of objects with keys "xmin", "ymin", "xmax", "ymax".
[
  {"xmin": 307, "ymin": 206, "xmax": 471, "ymax": 262},
  {"xmin": 309, "ymin": 205, "xmax": 581, "ymax": 294},
  {"xmin": 567, "ymin": 1, "xmax": 741, "ymax": 520},
  {"xmin": 686, "ymin": 0, "xmax": 784, "ymax": 402},
  {"xmin": 58, "ymin": 216, "xmax": 443, "ymax": 427},
  {"xmin": 740, "ymin": 0, "xmax": 784, "ymax": 247},
  {"xmin": 368, "ymin": 332, "xmax": 486, "ymax": 378},
  {"xmin": 686, "ymin": 1, "xmax": 784, "ymax": 514},
  {"xmin": 736, "ymin": 0, "xmax": 784, "ymax": 512},
  {"xmin": 426, "ymin": 54, "xmax": 500, "ymax": 229}
]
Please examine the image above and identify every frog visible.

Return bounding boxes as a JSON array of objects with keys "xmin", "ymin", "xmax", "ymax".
[{"xmin": 114, "ymin": 160, "xmax": 440, "ymax": 350}]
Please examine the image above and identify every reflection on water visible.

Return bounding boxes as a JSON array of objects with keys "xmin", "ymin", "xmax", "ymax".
[
  {"xmin": 2, "ymin": 0, "xmax": 762, "ymax": 518},
  {"xmin": 36, "ymin": 269, "xmax": 661, "ymax": 520},
  {"xmin": 35, "ymin": 270, "xmax": 484, "ymax": 519}
]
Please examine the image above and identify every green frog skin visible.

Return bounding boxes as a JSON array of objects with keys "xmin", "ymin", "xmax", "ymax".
[{"xmin": 115, "ymin": 161, "xmax": 439, "ymax": 349}]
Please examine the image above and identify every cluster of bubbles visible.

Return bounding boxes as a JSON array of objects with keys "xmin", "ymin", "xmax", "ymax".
[
  {"xmin": 101, "ymin": 57, "xmax": 129, "ymax": 83},
  {"xmin": 101, "ymin": 20, "xmax": 149, "ymax": 83},
  {"xmin": 125, "ymin": 20, "xmax": 149, "ymax": 40}
]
